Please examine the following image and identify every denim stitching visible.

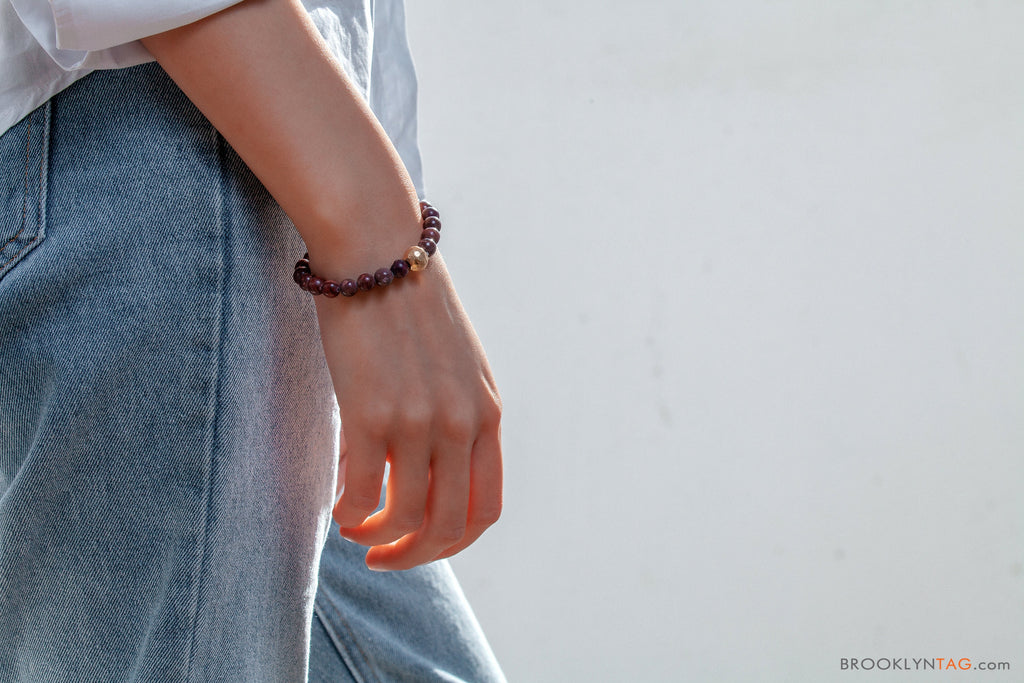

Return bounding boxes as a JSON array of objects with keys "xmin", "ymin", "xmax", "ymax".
[
  {"xmin": 183, "ymin": 124, "xmax": 227, "ymax": 683},
  {"xmin": 311, "ymin": 608, "xmax": 363, "ymax": 683},
  {"xmin": 313, "ymin": 592, "xmax": 382, "ymax": 683},
  {"xmin": 0, "ymin": 116, "xmax": 31, "ymax": 258},
  {"xmin": 1, "ymin": 109, "xmax": 45, "ymax": 271},
  {"xmin": 36, "ymin": 105, "xmax": 46, "ymax": 244}
]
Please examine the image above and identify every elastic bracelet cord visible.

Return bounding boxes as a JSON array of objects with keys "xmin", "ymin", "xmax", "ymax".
[{"xmin": 293, "ymin": 200, "xmax": 441, "ymax": 298}]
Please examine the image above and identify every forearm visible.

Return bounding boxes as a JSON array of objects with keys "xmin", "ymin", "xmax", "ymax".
[
  {"xmin": 143, "ymin": 0, "xmax": 503, "ymax": 570},
  {"xmin": 140, "ymin": 0, "xmax": 421, "ymax": 275}
]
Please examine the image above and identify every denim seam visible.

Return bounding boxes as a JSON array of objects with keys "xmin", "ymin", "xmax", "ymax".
[
  {"xmin": 4, "ymin": 112, "xmax": 29, "ymax": 251},
  {"xmin": 0, "ymin": 106, "xmax": 47, "ymax": 271},
  {"xmin": 311, "ymin": 607, "xmax": 361, "ymax": 683},
  {"xmin": 313, "ymin": 590, "xmax": 382, "ymax": 683},
  {"xmin": 36, "ymin": 105, "xmax": 46, "ymax": 249},
  {"xmin": 183, "ymin": 125, "xmax": 228, "ymax": 683}
]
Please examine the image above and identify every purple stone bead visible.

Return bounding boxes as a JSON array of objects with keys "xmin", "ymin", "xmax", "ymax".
[
  {"xmin": 422, "ymin": 216, "xmax": 441, "ymax": 231},
  {"xmin": 421, "ymin": 207, "xmax": 440, "ymax": 219},
  {"xmin": 418, "ymin": 238, "xmax": 437, "ymax": 256},
  {"xmin": 308, "ymin": 276, "xmax": 324, "ymax": 295},
  {"xmin": 357, "ymin": 273, "xmax": 375, "ymax": 291},
  {"xmin": 420, "ymin": 227, "xmax": 441, "ymax": 244},
  {"xmin": 340, "ymin": 279, "xmax": 359, "ymax": 297},
  {"xmin": 374, "ymin": 267, "xmax": 394, "ymax": 287},
  {"xmin": 300, "ymin": 272, "xmax": 314, "ymax": 290},
  {"xmin": 391, "ymin": 259, "xmax": 410, "ymax": 278},
  {"xmin": 323, "ymin": 280, "xmax": 341, "ymax": 298}
]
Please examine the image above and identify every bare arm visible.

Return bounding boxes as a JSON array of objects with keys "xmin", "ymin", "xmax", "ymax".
[{"xmin": 141, "ymin": 0, "xmax": 502, "ymax": 570}]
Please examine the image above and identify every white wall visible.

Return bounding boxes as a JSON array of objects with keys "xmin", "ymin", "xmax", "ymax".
[{"xmin": 405, "ymin": 2, "xmax": 1024, "ymax": 681}]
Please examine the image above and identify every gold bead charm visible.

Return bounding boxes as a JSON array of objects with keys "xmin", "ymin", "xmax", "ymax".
[{"xmin": 404, "ymin": 245, "xmax": 429, "ymax": 271}]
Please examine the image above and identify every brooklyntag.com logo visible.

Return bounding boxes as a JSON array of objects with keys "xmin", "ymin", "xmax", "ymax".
[{"xmin": 841, "ymin": 657, "xmax": 1011, "ymax": 672}]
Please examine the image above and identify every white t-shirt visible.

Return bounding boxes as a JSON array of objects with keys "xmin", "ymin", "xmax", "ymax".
[{"xmin": 0, "ymin": 0, "xmax": 425, "ymax": 193}]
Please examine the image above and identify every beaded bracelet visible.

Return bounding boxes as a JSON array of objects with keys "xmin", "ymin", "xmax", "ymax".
[{"xmin": 293, "ymin": 200, "xmax": 441, "ymax": 298}]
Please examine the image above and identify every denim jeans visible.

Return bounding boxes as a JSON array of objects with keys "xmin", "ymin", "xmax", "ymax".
[{"xmin": 0, "ymin": 63, "xmax": 503, "ymax": 682}]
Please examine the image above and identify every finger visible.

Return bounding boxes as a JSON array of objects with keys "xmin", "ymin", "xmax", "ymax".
[
  {"xmin": 338, "ymin": 443, "xmax": 430, "ymax": 547},
  {"xmin": 432, "ymin": 428, "xmax": 503, "ymax": 561},
  {"xmin": 365, "ymin": 444, "xmax": 472, "ymax": 571},
  {"xmin": 332, "ymin": 427, "xmax": 387, "ymax": 528}
]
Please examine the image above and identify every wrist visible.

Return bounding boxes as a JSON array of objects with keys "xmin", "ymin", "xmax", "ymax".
[
  {"xmin": 298, "ymin": 189, "xmax": 420, "ymax": 273},
  {"xmin": 296, "ymin": 200, "xmax": 443, "ymax": 299}
]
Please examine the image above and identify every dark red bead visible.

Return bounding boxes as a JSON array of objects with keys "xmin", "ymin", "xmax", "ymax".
[
  {"xmin": 422, "ymin": 216, "xmax": 441, "ymax": 230},
  {"xmin": 357, "ymin": 273, "xmax": 375, "ymax": 291},
  {"xmin": 300, "ymin": 272, "xmax": 314, "ymax": 290},
  {"xmin": 418, "ymin": 238, "xmax": 437, "ymax": 256},
  {"xmin": 419, "ymin": 200, "xmax": 432, "ymax": 212},
  {"xmin": 322, "ymin": 280, "xmax": 341, "ymax": 298},
  {"xmin": 421, "ymin": 227, "xmax": 441, "ymax": 244},
  {"xmin": 340, "ymin": 279, "xmax": 358, "ymax": 297},
  {"xmin": 391, "ymin": 259, "xmax": 410, "ymax": 278},
  {"xmin": 308, "ymin": 276, "xmax": 324, "ymax": 295},
  {"xmin": 374, "ymin": 268, "xmax": 394, "ymax": 287},
  {"xmin": 295, "ymin": 258, "xmax": 310, "ymax": 270},
  {"xmin": 293, "ymin": 268, "xmax": 306, "ymax": 285},
  {"xmin": 421, "ymin": 207, "xmax": 440, "ymax": 219}
]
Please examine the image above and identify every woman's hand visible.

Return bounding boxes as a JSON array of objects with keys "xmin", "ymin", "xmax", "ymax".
[
  {"xmin": 317, "ymin": 252, "xmax": 502, "ymax": 570},
  {"xmin": 142, "ymin": 0, "xmax": 503, "ymax": 569}
]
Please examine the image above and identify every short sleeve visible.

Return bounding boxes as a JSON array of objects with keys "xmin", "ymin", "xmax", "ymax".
[{"xmin": 8, "ymin": 0, "xmax": 244, "ymax": 70}]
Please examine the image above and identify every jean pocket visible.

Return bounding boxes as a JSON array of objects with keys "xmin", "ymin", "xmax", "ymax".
[{"xmin": 0, "ymin": 102, "xmax": 49, "ymax": 282}]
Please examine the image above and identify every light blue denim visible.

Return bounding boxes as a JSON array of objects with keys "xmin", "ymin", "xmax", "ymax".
[{"xmin": 0, "ymin": 63, "xmax": 504, "ymax": 682}]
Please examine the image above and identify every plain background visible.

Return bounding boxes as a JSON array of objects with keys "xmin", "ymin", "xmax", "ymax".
[{"xmin": 405, "ymin": 2, "xmax": 1024, "ymax": 682}]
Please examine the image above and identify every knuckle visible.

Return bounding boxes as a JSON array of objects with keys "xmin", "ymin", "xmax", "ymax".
[
  {"xmin": 347, "ymin": 468, "xmax": 383, "ymax": 489},
  {"xmin": 393, "ymin": 513, "xmax": 425, "ymax": 534},
  {"xmin": 397, "ymin": 404, "xmax": 432, "ymax": 435},
  {"xmin": 344, "ymin": 474, "xmax": 382, "ymax": 502},
  {"xmin": 433, "ymin": 523, "xmax": 467, "ymax": 545},
  {"xmin": 356, "ymin": 405, "xmax": 396, "ymax": 437},
  {"xmin": 439, "ymin": 410, "xmax": 476, "ymax": 442},
  {"xmin": 344, "ymin": 492, "xmax": 381, "ymax": 513},
  {"xmin": 482, "ymin": 397, "xmax": 502, "ymax": 426},
  {"xmin": 472, "ymin": 503, "xmax": 502, "ymax": 528},
  {"xmin": 362, "ymin": 421, "xmax": 390, "ymax": 440}
]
